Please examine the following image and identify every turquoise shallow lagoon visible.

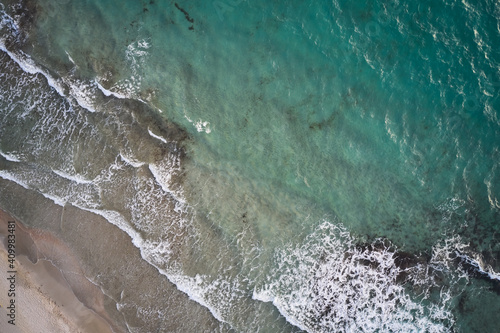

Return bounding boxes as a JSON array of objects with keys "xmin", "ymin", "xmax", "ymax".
[{"xmin": 1, "ymin": 0, "xmax": 499, "ymax": 331}]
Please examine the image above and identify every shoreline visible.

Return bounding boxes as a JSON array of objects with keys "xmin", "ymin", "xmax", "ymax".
[{"xmin": 0, "ymin": 177, "xmax": 226, "ymax": 332}]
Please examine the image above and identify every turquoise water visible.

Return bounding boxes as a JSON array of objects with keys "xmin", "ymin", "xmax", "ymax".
[{"xmin": 1, "ymin": 0, "xmax": 500, "ymax": 331}]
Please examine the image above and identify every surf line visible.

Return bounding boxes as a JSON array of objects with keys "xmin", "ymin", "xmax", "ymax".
[{"xmin": 6, "ymin": 220, "xmax": 17, "ymax": 325}]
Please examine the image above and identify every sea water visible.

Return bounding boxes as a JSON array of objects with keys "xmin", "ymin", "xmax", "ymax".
[{"xmin": 0, "ymin": 0, "xmax": 499, "ymax": 331}]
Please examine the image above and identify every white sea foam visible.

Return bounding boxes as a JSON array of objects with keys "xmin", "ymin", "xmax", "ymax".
[
  {"xmin": 39, "ymin": 192, "xmax": 67, "ymax": 207},
  {"xmin": 63, "ymin": 77, "xmax": 97, "ymax": 112},
  {"xmin": 106, "ymin": 38, "xmax": 150, "ymax": 98},
  {"xmin": 52, "ymin": 169, "xmax": 93, "ymax": 184},
  {"xmin": 95, "ymin": 79, "xmax": 128, "ymax": 99},
  {"xmin": 453, "ymin": 249, "xmax": 500, "ymax": 282},
  {"xmin": 0, "ymin": 151, "xmax": 21, "ymax": 162},
  {"xmin": 0, "ymin": 10, "xmax": 108, "ymax": 114},
  {"xmin": 0, "ymin": 170, "xmax": 31, "ymax": 190},
  {"xmin": 1, "ymin": 9, "xmax": 62, "ymax": 94},
  {"xmin": 149, "ymin": 162, "xmax": 186, "ymax": 206},
  {"xmin": 252, "ymin": 289, "xmax": 307, "ymax": 332},
  {"xmin": 0, "ymin": 170, "xmax": 69, "ymax": 206},
  {"xmin": 76, "ymin": 206, "xmax": 145, "ymax": 249},
  {"xmin": 254, "ymin": 221, "xmax": 456, "ymax": 332},
  {"xmin": 0, "ymin": 42, "xmax": 66, "ymax": 97},
  {"xmin": 147, "ymin": 128, "xmax": 168, "ymax": 144},
  {"xmin": 157, "ymin": 270, "xmax": 230, "ymax": 326},
  {"xmin": 119, "ymin": 152, "xmax": 145, "ymax": 168},
  {"xmin": 195, "ymin": 120, "xmax": 212, "ymax": 133},
  {"xmin": 184, "ymin": 115, "xmax": 212, "ymax": 134},
  {"xmin": 65, "ymin": 51, "xmax": 76, "ymax": 67},
  {"xmin": 0, "ymin": 140, "xmax": 467, "ymax": 332},
  {"xmin": 93, "ymin": 158, "xmax": 235, "ymax": 327}
]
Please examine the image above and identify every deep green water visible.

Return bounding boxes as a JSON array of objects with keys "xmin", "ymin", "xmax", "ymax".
[{"xmin": 1, "ymin": 0, "xmax": 500, "ymax": 331}]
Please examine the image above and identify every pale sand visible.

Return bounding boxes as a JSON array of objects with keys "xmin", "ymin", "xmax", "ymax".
[{"xmin": 0, "ymin": 210, "xmax": 115, "ymax": 333}]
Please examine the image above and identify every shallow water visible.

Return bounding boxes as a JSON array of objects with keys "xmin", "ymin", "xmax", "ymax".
[{"xmin": 1, "ymin": 0, "xmax": 499, "ymax": 331}]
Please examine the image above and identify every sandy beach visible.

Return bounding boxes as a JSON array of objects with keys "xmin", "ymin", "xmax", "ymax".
[
  {"xmin": 0, "ymin": 209, "xmax": 116, "ymax": 333},
  {"xmin": 0, "ymin": 177, "xmax": 224, "ymax": 332}
]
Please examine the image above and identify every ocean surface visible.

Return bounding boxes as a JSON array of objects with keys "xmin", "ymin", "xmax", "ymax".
[{"xmin": 1, "ymin": 0, "xmax": 499, "ymax": 331}]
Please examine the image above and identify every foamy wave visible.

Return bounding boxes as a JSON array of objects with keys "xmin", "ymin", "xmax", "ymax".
[
  {"xmin": 52, "ymin": 169, "xmax": 94, "ymax": 184},
  {"xmin": 149, "ymin": 160, "xmax": 186, "ymax": 206},
  {"xmin": 119, "ymin": 152, "xmax": 145, "ymax": 168},
  {"xmin": 147, "ymin": 128, "xmax": 168, "ymax": 144},
  {"xmin": 161, "ymin": 272, "xmax": 229, "ymax": 325},
  {"xmin": 1, "ymin": 166, "xmax": 144, "ymax": 249},
  {"xmin": 0, "ymin": 170, "xmax": 31, "ymax": 191},
  {"xmin": 65, "ymin": 50, "xmax": 76, "ymax": 67},
  {"xmin": 95, "ymin": 79, "xmax": 128, "ymax": 99},
  {"xmin": 0, "ymin": 170, "xmax": 68, "ymax": 206},
  {"xmin": 0, "ymin": 150, "xmax": 22, "ymax": 162},
  {"xmin": 195, "ymin": 120, "xmax": 212, "ymax": 134},
  {"xmin": 62, "ymin": 77, "xmax": 98, "ymax": 112},
  {"xmin": 0, "ymin": 9, "xmax": 117, "ymax": 114},
  {"xmin": 254, "ymin": 221, "xmax": 456, "ymax": 332},
  {"xmin": 0, "ymin": 12, "xmax": 103, "ymax": 113},
  {"xmin": 431, "ymin": 234, "xmax": 500, "ymax": 282},
  {"xmin": 456, "ymin": 250, "xmax": 500, "ymax": 281},
  {"xmin": 0, "ymin": 165, "xmax": 101, "ymax": 208},
  {"xmin": 106, "ymin": 38, "xmax": 151, "ymax": 98},
  {"xmin": 0, "ymin": 43, "xmax": 66, "ymax": 97},
  {"xmin": 78, "ymin": 207, "xmax": 145, "ymax": 249},
  {"xmin": 184, "ymin": 115, "xmax": 212, "ymax": 134}
]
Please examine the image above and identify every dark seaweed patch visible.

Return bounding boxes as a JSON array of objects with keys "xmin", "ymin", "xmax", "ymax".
[
  {"xmin": 174, "ymin": 3, "xmax": 194, "ymax": 24},
  {"xmin": 309, "ymin": 112, "xmax": 336, "ymax": 130}
]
